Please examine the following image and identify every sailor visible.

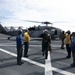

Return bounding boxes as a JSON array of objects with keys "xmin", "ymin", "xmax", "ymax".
[
  {"xmin": 42, "ymin": 29, "xmax": 51, "ymax": 59},
  {"xmin": 65, "ymin": 30, "xmax": 71, "ymax": 58},
  {"xmin": 24, "ymin": 29, "xmax": 30, "ymax": 57},
  {"xmin": 16, "ymin": 30, "xmax": 24, "ymax": 65},
  {"xmin": 60, "ymin": 31, "xmax": 65, "ymax": 49}
]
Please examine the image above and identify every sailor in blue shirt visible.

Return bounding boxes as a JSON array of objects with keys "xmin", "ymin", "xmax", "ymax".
[{"xmin": 16, "ymin": 30, "xmax": 24, "ymax": 65}]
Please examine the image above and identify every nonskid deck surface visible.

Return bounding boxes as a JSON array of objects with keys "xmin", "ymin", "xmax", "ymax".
[{"xmin": 0, "ymin": 34, "xmax": 75, "ymax": 75}]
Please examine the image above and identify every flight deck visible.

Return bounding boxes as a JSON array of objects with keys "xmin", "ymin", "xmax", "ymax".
[{"xmin": 0, "ymin": 34, "xmax": 75, "ymax": 75}]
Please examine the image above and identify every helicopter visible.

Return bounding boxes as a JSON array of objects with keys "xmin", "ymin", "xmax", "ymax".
[
  {"xmin": 0, "ymin": 20, "xmax": 62, "ymax": 40},
  {"xmin": 20, "ymin": 20, "xmax": 62, "ymax": 40}
]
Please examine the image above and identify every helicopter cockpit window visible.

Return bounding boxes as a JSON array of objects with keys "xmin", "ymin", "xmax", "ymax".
[
  {"xmin": 54, "ymin": 30, "xmax": 57, "ymax": 35},
  {"xmin": 28, "ymin": 27, "xmax": 35, "ymax": 30}
]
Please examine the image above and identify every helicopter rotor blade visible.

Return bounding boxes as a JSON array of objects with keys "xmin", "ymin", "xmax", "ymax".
[
  {"xmin": 20, "ymin": 20, "xmax": 42, "ymax": 23},
  {"xmin": 52, "ymin": 21, "xmax": 71, "ymax": 23},
  {"xmin": 20, "ymin": 20, "xmax": 53, "ymax": 25}
]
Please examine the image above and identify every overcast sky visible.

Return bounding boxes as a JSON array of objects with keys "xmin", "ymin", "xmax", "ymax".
[{"xmin": 0, "ymin": 0, "xmax": 75, "ymax": 32}]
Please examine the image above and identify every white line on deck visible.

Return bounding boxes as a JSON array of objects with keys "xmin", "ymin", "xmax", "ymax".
[
  {"xmin": 0, "ymin": 42, "xmax": 15, "ymax": 45},
  {"xmin": 0, "ymin": 48, "xmax": 44, "ymax": 68},
  {"xmin": 52, "ymin": 67, "xmax": 75, "ymax": 75},
  {"xmin": 45, "ymin": 51, "xmax": 53, "ymax": 75},
  {"xmin": 0, "ymin": 44, "xmax": 62, "ymax": 47}
]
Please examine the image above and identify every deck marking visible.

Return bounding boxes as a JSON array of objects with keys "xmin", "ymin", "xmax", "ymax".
[
  {"xmin": 45, "ymin": 51, "xmax": 53, "ymax": 75},
  {"xmin": 0, "ymin": 48, "xmax": 44, "ymax": 68},
  {"xmin": 0, "ymin": 44, "xmax": 63, "ymax": 47},
  {"xmin": 0, "ymin": 48, "xmax": 75, "ymax": 75},
  {"xmin": 52, "ymin": 67, "xmax": 75, "ymax": 75}
]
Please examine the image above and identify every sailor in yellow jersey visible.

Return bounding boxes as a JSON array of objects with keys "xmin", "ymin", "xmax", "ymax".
[
  {"xmin": 65, "ymin": 30, "xmax": 71, "ymax": 58},
  {"xmin": 24, "ymin": 29, "xmax": 30, "ymax": 57}
]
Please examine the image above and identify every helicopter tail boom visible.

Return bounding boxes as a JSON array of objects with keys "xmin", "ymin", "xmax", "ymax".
[{"xmin": 0, "ymin": 24, "xmax": 7, "ymax": 33}]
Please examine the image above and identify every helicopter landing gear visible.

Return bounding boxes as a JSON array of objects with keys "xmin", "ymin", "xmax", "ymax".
[{"xmin": 8, "ymin": 37, "xmax": 10, "ymax": 40}]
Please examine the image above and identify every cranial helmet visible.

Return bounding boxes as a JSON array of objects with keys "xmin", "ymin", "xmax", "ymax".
[
  {"xmin": 44, "ymin": 29, "xmax": 48, "ymax": 34},
  {"xmin": 18, "ymin": 30, "xmax": 22, "ymax": 34}
]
